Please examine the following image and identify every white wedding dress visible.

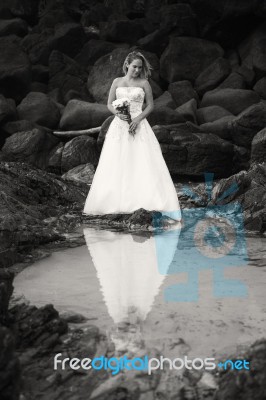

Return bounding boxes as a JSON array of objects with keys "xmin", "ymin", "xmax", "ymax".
[{"xmin": 83, "ymin": 86, "xmax": 181, "ymax": 220}]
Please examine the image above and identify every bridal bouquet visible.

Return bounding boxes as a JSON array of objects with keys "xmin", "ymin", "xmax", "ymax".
[{"xmin": 112, "ymin": 98, "xmax": 135, "ymax": 137}]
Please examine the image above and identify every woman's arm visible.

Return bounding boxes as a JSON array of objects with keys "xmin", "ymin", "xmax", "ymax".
[
  {"xmin": 129, "ymin": 80, "xmax": 154, "ymax": 132},
  {"xmin": 107, "ymin": 78, "xmax": 130, "ymax": 121}
]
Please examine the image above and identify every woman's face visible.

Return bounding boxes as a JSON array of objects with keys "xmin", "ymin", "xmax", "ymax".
[{"xmin": 126, "ymin": 58, "xmax": 143, "ymax": 78}]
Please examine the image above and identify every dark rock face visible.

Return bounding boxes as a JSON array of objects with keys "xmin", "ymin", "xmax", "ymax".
[
  {"xmin": 251, "ymin": 128, "xmax": 266, "ymax": 163},
  {"xmin": 17, "ymin": 92, "xmax": 61, "ymax": 129},
  {"xmin": 147, "ymin": 106, "xmax": 185, "ymax": 126},
  {"xmin": 0, "ymin": 95, "xmax": 17, "ymax": 124},
  {"xmin": 196, "ymin": 105, "xmax": 232, "ymax": 124},
  {"xmin": 0, "ymin": 161, "xmax": 87, "ymax": 267},
  {"xmin": 0, "ymin": 37, "xmax": 31, "ymax": 103},
  {"xmin": 160, "ymin": 37, "xmax": 224, "ymax": 83},
  {"xmin": 199, "ymin": 116, "xmax": 234, "ymax": 140},
  {"xmin": 0, "ymin": 18, "xmax": 28, "ymax": 37},
  {"xmin": 101, "ymin": 19, "xmax": 146, "ymax": 44},
  {"xmin": 48, "ymin": 50, "xmax": 90, "ymax": 105},
  {"xmin": 75, "ymin": 39, "xmax": 124, "ymax": 67},
  {"xmin": 201, "ymin": 88, "xmax": 260, "ymax": 114},
  {"xmin": 195, "ymin": 57, "xmax": 231, "ymax": 95},
  {"xmin": 168, "ymin": 80, "xmax": 199, "ymax": 107},
  {"xmin": 253, "ymin": 77, "xmax": 266, "ymax": 99},
  {"xmin": 60, "ymin": 99, "xmax": 111, "ymax": 130},
  {"xmin": 1, "ymin": 129, "xmax": 60, "ymax": 169},
  {"xmin": 230, "ymin": 102, "xmax": 266, "ymax": 147},
  {"xmin": 61, "ymin": 136, "xmax": 99, "ymax": 172},
  {"xmin": 211, "ymin": 164, "xmax": 266, "ymax": 232}
]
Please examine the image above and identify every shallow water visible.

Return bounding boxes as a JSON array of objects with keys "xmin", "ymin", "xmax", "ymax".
[{"xmin": 13, "ymin": 224, "xmax": 266, "ymax": 359}]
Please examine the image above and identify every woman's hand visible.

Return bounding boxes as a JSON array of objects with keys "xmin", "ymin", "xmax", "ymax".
[
  {"xmin": 129, "ymin": 117, "xmax": 141, "ymax": 134},
  {"xmin": 116, "ymin": 113, "xmax": 131, "ymax": 122}
]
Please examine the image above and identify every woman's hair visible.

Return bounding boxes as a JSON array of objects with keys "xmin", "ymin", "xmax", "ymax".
[{"xmin": 122, "ymin": 51, "xmax": 152, "ymax": 79}]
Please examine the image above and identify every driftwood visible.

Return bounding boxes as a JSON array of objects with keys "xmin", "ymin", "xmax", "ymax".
[{"xmin": 53, "ymin": 127, "xmax": 101, "ymax": 137}]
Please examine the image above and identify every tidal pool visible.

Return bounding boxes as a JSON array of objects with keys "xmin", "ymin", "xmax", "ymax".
[{"xmin": 13, "ymin": 224, "xmax": 266, "ymax": 359}]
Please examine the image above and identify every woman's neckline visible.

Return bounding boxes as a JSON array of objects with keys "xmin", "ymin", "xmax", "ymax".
[{"xmin": 116, "ymin": 86, "xmax": 145, "ymax": 91}]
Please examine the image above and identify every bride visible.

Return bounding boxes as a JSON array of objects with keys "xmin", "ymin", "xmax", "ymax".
[{"xmin": 83, "ymin": 51, "xmax": 181, "ymax": 220}]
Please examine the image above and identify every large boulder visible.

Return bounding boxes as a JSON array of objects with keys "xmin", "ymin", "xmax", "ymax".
[
  {"xmin": 1, "ymin": 129, "xmax": 60, "ymax": 169},
  {"xmin": 199, "ymin": 116, "xmax": 234, "ymax": 140},
  {"xmin": 238, "ymin": 22, "xmax": 266, "ymax": 79},
  {"xmin": 201, "ymin": 89, "xmax": 260, "ymax": 115},
  {"xmin": 168, "ymin": 80, "xmax": 198, "ymax": 107},
  {"xmin": 159, "ymin": 3, "xmax": 198, "ymax": 36},
  {"xmin": 251, "ymin": 128, "xmax": 266, "ymax": 164},
  {"xmin": 0, "ymin": 37, "xmax": 31, "ymax": 102},
  {"xmin": 48, "ymin": 50, "xmax": 90, "ymax": 104},
  {"xmin": 196, "ymin": 105, "xmax": 232, "ymax": 124},
  {"xmin": 175, "ymin": 99, "xmax": 197, "ymax": 124},
  {"xmin": 75, "ymin": 39, "xmax": 125, "ymax": 67},
  {"xmin": 60, "ymin": 100, "xmax": 111, "ymax": 130},
  {"xmin": 0, "ymin": 95, "xmax": 17, "ymax": 124},
  {"xmin": 218, "ymin": 72, "xmax": 246, "ymax": 90},
  {"xmin": 61, "ymin": 136, "xmax": 99, "ymax": 172},
  {"xmin": 148, "ymin": 106, "xmax": 185, "ymax": 126},
  {"xmin": 161, "ymin": 131, "xmax": 234, "ymax": 177},
  {"xmin": 154, "ymin": 91, "xmax": 176, "ymax": 109},
  {"xmin": 137, "ymin": 29, "xmax": 169, "ymax": 56},
  {"xmin": 22, "ymin": 23, "xmax": 87, "ymax": 65},
  {"xmin": 0, "ymin": 17, "xmax": 28, "ymax": 37},
  {"xmin": 101, "ymin": 19, "xmax": 145, "ymax": 44},
  {"xmin": 160, "ymin": 37, "xmax": 224, "ymax": 83},
  {"xmin": 230, "ymin": 102, "xmax": 266, "ymax": 147},
  {"xmin": 17, "ymin": 92, "xmax": 61, "ymax": 129},
  {"xmin": 62, "ymin": 163, "xmax": 95, "ymax": 185},
  {"xmin": 195, "ymin": 57, "xmax": 231, "ymax": 95},
  {"xmin": 253, "ymin": 77, "xmax": 266, "ymax": 99}
]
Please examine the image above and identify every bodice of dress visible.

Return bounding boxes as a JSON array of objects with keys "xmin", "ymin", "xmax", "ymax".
[{"xmin": 116, "ymin": 87, "xmax": 145, "ymax": 117}]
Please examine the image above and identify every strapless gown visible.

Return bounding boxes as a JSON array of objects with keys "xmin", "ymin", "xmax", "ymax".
[{"xmin": 83, "ymin": 86, "xmax": 181, "ymax": 220}]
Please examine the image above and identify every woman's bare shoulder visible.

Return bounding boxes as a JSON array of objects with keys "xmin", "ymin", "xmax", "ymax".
[{"xmin": 113, "ymin": 77, "xmax": 125, "ymax": 86}]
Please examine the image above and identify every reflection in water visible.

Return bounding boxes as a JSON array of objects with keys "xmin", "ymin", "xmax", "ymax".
[{"xmin": 83, "ymin": 224, "xmax": 181, "ymax": 352}]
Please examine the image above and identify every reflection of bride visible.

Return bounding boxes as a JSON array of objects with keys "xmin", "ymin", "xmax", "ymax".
[
  {"xmin": 83, "ymin": 225, "xmax": 181, "ymax": 351},
  {"xmin": 83, "ymin": 51, "xmax": 181, "ymax": 221}
]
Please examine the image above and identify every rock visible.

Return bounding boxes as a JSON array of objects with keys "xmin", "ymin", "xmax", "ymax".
[
  {"xmin": 150, "ymin": 79, "xmax": 163, "ymax": 99},
  {"xmin": 22, "ymin": 23, "xmax": 87, "ymax": 65},
  {"xmin": 4, "ymin": 0, "xmax": 39, "ymax": 23},
  {"xmin": 154, "ymin": 91, "xmax": 176, "ymax": 109},
  {"xmin": 101, "ymin": 19, "xmax": 145, "ymax": 44},
  {"xmin": 233, "ymin": 145, "xmax": 250, "ymax": 173},
  {"xmin": 0, "ymin": 17, "xmax": 28, "ymax": 37},
  {"xmin": 30, "ymin": 82, "xmax": 47, "ymax": 93},
  {"xmin": 46, "ymin": 142, "xmax": 64, "ymax": 173},
  {"xmin": 159, "ymin": 3, "xmax": 198, "ymax": 36},
  {"xmin": 62, "ymin": 163, "xmax": 95, "ymax": 185},
  {"xmin": 17, "ymin": 92, "xmax": 61, "ymax": 129},
  {"xmin": 196, "ymin": 105, "xmax": 232, "ymax": 124},
  {"xmin": 2, "ymin": 120, "xmax": 51, "ymax": 136},
  {"xmin": 152, "ymin": 125, "xmax": 173, "ymax": 144},
  {"xmin": 234, "ymin": 65, "xmax": 255, "ymax": 87},
  {"xmin": 48, "ymin": 50, "xmax": 90, "ymax": 105},
  {"xmin": 168, "ymin": 80, "xmax": 199, "ymax": 107},
  {"xmin": 1, "ymin": 129, "xmax": 60, "ymax": 169},
  {"xmin": 0, "ymin": 269, "xmax": 14, "ymax": 321},
  {"xmin": 0, "ymin": 327, "xmax": 20, "ymax": 400},
  {"xmin": 60, "ymin": 100, "xmax": 111, "ymax": 130},
  {"xmin": 201, "ymin": 88, "xmax": 260, "ymax": 115},
  {"xmin": 199, "ymin": 116, "xmax": 234, "ymax": 140},
  {"xmin": 251, "ymin": 128, "xmax": 266, "ymax": 164},
  {"xmin": 137, "ymin": 29, "xmax": 169, "ymax": 56},
  {"xmin": 161, "ymin": 131, "xmax": 234, "ymax": 177},
  {"xmin": 176, "ymin": 99, "xmax": 197, "ymax": 124},
  {"xmin": 160, "ymin": 37, "xmax": 224, "ymax": 83},
  {"xmin": 0, "ymin": 95, "xmax": 17, "ymax": 124},
  {"xmin": 253, "ymin": 77, "xmax": 266, "ymax": 99},
  {"xmin": 238, "ymin": 22, "xmax": 266, "ymax": 79},
  {"xmin": 230, "ymin": 102, "xmax": 266, "ymax": 147},
  {"xmin": 218, "ymin": 72, "xmax": 246, "ymax": 90},
  {"xmin": 215, "ymin": 339, "xmax": 266, "ymax": 399},
  {"xmin": 87, "ymin": 47, "xmax": 129, "ymax": 103},
  {"xmin": 32, "ymin": 65, "xmax": 49, "ymax": 83},
  {"xmin": 195, "ymin": 57, "xmax": 231, "ymax": 95},
  {"xmin": 148, "ymin": 106, "xmax": 185, "ymax": 126},
  {"xmin": 75, "ymin": 39, "xmax": 124, "ymax": 67},
  {"xmin": 0, "ymin": 37, "xmax": 31, "ymax": 102},
  {"xmin": 61, "ymin": 136, "xmax": 99, "ymax": 172}
]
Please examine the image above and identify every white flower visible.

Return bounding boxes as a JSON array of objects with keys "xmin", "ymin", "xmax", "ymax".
[{"xmin": 112, "ymin": 98, "xmax": 130, "ymax": 109}]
